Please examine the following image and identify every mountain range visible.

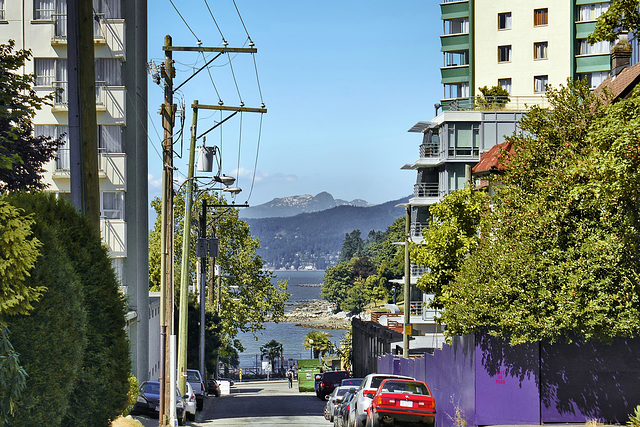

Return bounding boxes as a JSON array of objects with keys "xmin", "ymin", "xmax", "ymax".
[
  {"xmin": 244, "ymin": 193, "xmax": 410, "ymax": 270},
  {"xmin": 239, "ymin": 191, "xmax": 372, "ymax": 219}
]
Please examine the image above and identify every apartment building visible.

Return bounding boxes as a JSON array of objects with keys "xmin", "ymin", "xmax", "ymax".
[
  {"xmin": 441, "ymin": 0, "xmax": 613, "ymax": 107},
  {"xmin": 0, "ymin": 0, "xmax": 152, "ymax": 381}
]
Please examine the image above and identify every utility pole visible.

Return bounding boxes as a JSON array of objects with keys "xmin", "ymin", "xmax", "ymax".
[
  {"xmin": 177, "ymin": 102, "xmax": 199, "ymax": 395},
  {"xmin": 67, "ymin": 0, "xmax": 99, "ymax": 228},
  {"xmin": 403, "ymin": 204, "xmax": 411, "ymax": 358},
  {"xmin": 159, "ymin": 34, "xmax": 175, "ymax": 427}
]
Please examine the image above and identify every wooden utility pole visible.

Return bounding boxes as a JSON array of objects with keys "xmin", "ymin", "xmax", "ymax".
[
  {"xmin": 159, "ymin": 34, "xmax": 175, "ymax": 427},
  {"xmin": 67, "ymin": 0, "xmax": 99, "ymax": 228}
]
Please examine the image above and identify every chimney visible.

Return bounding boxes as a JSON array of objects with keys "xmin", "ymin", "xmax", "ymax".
[{"xmin": 611, "ymin": 31, "xmax": 632, "ymax": 75}]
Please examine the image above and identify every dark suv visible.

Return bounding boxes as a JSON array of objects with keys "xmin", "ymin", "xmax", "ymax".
[{"xmin": 316, "ymin": 370, "xmax": 350, "ymax": 399}]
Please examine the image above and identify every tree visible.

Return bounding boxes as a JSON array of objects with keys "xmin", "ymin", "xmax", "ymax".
[
  {"xmin": 339, "ymin": 230, "xmax": 365, "ymax": 262},
  {"xmin": 588, "ymin": 0, "xmax": 640, "ymax": 43},
  {"xmin": 7, "ymin": 193, "xmax": 130, "ymax": 426},
  {"xmin": 0, "ymin": 40, "xmax": 64, "ymax": 192},
  {"xmin": 411, "ymin": 186, "xmax": 487, "ymax": 309},
  {"xmin": 260, "ymin": 340, "xmax": 283, "ymax": 373},
  {"xmin": 439, "ymin": 79, "xmax": 640, "ymax": 345},
  {"xmin": 303, "ymin": 331, "xmax": 333, "ymax": 359},
  {"xmin": 149, "ymin": 189, "xmax": 289, "ymax": 355},
  {"xmin": 475, "ymin": 85, "xmax": 510, "ymax": 109}
]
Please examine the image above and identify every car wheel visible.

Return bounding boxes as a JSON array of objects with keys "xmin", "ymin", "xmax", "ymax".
[
  {"xmin": 187, "ymin": 411, "xmax": 195, "ymax": 421},
  {"xmin": 196, "ymin": 399, "xmax": 203, "ymax": 411},
  {"xmin": 177, "ymin": 411, "xmax": 186, "ymax": 426}
]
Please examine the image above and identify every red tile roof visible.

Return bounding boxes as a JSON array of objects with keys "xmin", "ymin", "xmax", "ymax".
[
  {"xmin": 472, "ymin": 141, "xmax": 514, "ymax": 175},
  {"xmin": 595, "ymin": 62, "xmax": 640, "ymax": 102}
]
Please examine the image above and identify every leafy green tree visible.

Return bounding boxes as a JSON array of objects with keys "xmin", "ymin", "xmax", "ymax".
[
  {"xmin": 411, "ymin": 186, "xmax": 487, "ymax": 309},
  {"xmin": 588, "ymin": 0, "xmax": 640, "ymax": 43},
  {"xmin": 339, "ymin": 229, "xmax": 365, "ymax": 262},
  {"xmin": 440, "ymin": 80, "xmax": 640, "ymax": 345},
  {"xmin": 7, "ymin": 193, "xmax": 130, "ymax": 426},
  {"xmin": 150, "ymin": 189, "xmax": 288, "ymax": 355},
  {"xmin": 475, "ymin": 85, "xmax": 510, "ymax": 109},
  {"xmin": 0, "ymin": 40, "xmax": 64, "ymax": 191},
  {"xmin": 321, "ymin": 261, "xmax": 352, "ymax": 310},
  {"xmin": 303, "ymin": 331, "xmax": 333, "ymax": 359},
  {"xmin": 260, "ymin": 340, "xmax": 283, "ymax": 373}
]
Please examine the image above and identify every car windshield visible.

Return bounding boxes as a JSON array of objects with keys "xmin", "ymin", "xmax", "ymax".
[
  {"xmin": 380, "ymin": 380, "xmax": 429, "ymax": 396},
  {"xmin": 187, "ymin": 371, "xmax": 201, "ymax": 382},
  {"xmin": 144, "ymin": 382, "xmax": 160, "ymax": 394}
]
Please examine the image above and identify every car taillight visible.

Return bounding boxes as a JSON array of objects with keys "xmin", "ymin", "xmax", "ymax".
[{"xmin": 377, "ymin": 397, "xmax": 396, "ymax": 406}]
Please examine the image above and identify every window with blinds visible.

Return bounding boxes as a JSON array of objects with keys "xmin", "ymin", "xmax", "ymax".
[{"xmin": 534, "ymin": 8, "xmax": 548, "ymax": 26}]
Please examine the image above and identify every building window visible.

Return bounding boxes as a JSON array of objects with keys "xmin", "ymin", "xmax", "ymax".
[
  {"xmin": 447, "ymin": 123, "xmax": 479, "ymax": 157},
  {"xmin": 35, "ymin": 58, "xmax": 68, "ymax": 104},
  {"xmin": 498, "ymin": 45, "xmax": 512, "ymax": 63},
  {"xmin": 95, "ymin": 58, "xmax": 122, "ymax": 86},
  {"xmin": 498, "ymin": 78, "xmax": 512, "ymax": 94},
  {"xmin": 97, "ymin": 125, "xmax": 123, "ymax": 153},
  {"xmin": 534, "ymin": 75, "xmax": 548, "ymax": 93},
  {"xmin": 534, "ymin": 41, "xmax": 548, "ymax": 60},
  {"xmin": 443, "ymin": 17, "xmax": 469, "ymax": 35},
  {"xmin": 0, "ymin": 0, "xmax": 5, "ymax": 20},
  {"xmin": 443, "ymin": 50, "xmax": 469, "ymax": 67},
  {"xmin": 578, "ymin": 39, "xmax": 613, "ymax": 55},
  {"xmin": 534, "ymin": 8, "xmax": 548, "ymax": 26},
  {"xmin": 577, "ymin": 3, "xmax": 610, "ymax": 22},
  {"xmin": 444, "ymin": 82, "xmax": 469, "ymax": 99},
  {"xmin": 498, "ymin": 12, "xmax": 511, "ymax": 30},
  {"xmin": 578, "ymin": 71, "xmax": 610, "ymax": 88},
  {"xmin": 102, "ymin": 191, "xmax": 125, "ymax": 219},
  {"xmin": 35, "ymin": 125, "xmax": 70, "ymax": 170}
]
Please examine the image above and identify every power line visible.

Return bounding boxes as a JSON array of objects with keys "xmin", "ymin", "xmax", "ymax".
[
  {"xmin": 202, "ymin": 0, "xmax": 226, "ymax": 44},
  {"xmin": 169, "ymin": 0, "xmax": 201, "ymax": 43},
  {"xmin": 245, "ymin": 113, "xmax": 264, "ymax": 203}
]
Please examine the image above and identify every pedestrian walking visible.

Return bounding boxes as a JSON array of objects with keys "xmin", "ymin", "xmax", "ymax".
[{"xmin": 286, "ymin": 368, "xmax": 293, "ymax": 388}]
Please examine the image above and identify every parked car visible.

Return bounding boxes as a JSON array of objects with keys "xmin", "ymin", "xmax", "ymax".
[
  {"xmin": 131, "ymin": 381, "xmax": 186, "ymax": 425},
  {"xmin": 334, "ymin": 390, "xmax": 357, "ymax": 427},
  {"xmin": 218, "ymin": 377, "xmax": 234, "ymax": 386},
  {"xmin": 314, "ymin": 373, "xmax": 323, "ymax": 394},
  {"xmin": 317, "ymin": 370, "xmax": 351, "ymax": 400},
  {"xmin": 348, "ymin": 373, "xmax": 414, "ymax": 427},
  {"xmin": 341, "ymin": 378, "xmax": 364, "ymax": 388},
  {"xmin": 324, "ymin": 386, "xmax": 357, "ymax": 422},
  {"xmin": 184, "ymin": 382, "xmax": 197, "ymax": 421},
  {"xmin": 207, "ymin": 378, "xmax": 221, "ymax": 397},
  {"xmin": 365, "ymin": 378, "xmax": 436, "ymax": 427},
  {"xmin": 187, "ymin": 369, "xmax": 206, "ymax": 410}
]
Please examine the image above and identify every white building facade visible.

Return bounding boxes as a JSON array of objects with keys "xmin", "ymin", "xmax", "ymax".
[{"xmin": 0, "ymin": 0, "xmax": 153, "ymax": 382}]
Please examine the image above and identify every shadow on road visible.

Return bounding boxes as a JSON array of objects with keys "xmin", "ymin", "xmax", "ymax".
[{"xmin": 229, "ymin": 387, "xmax": 264, "ymax": 394}]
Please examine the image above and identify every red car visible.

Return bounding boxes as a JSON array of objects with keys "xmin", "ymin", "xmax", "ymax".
[{"xmin": 365, "ymin": 378, "xmax": 436, "ymax": 427}]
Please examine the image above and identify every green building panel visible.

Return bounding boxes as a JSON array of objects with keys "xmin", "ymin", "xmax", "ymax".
[
  {"xmin": 441, "ymin": 1, "xmax": 470, "ymax": 20},
  {"xmin": 575, "ymin": 54, "xmax": 611, "ymax": 73},
  {"xmin": 441, "ymin": 34, "xmax": 470, "ymax": 52},
  {"xmin": 441, "ymin": 66, "xmax": 471, "ymax": 83},
  {"xmin": 575, "ymin": 21, "xmax": 597, "ymax": 39}
]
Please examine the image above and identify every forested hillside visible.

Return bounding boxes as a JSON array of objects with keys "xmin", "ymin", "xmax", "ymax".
[{"xmin": 246, "ymin": 196, "xmax": 410, "ymax": 270}]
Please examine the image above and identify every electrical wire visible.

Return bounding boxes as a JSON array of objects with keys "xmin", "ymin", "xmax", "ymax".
[
  {"xmin": 231, "ymin": 0, "xmax": 252, "ymax": 41},
  {"xmin": 236, "ymin": 112, "xmax": 243, "ymax": 190},
  {"xmin": 245, "ymin": 112, "xmax": 263, "ymax": 203},
  {"xmin": 200, "ymin": 51, "xmax": 223, "ymax": 104},
  {"xmin": 168, "ymin": 0, "xmax": 201, "ymax": 43},
  {"xmin": 226, "ymin": 51, "xmax": 243, "ymax": 104},
  {"xmin": 252, "ymin": 53, "xmax": 264, "ymax": 105},
  {"xmin": 202, "ymin": 0, "xmax": 226, "ymax": 43}
]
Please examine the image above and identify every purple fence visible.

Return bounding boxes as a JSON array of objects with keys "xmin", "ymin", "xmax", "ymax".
[{"xmin": 378, "ymin": 333, "xmax": 640, "ymax": 426}]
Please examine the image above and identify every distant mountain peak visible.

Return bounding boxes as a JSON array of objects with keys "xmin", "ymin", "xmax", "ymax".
[{"xmin": 239, "ymin": 192, "xmax": 373, "ymax": 219}]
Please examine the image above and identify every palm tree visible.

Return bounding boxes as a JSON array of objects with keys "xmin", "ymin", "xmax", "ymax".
[
  {"xmin": 260, "ymin": 340, "xmax": 283, "ymax": 373},
  {"xmin": 303, "ymin": 331, "xmax": 333, "ymax": 359}
]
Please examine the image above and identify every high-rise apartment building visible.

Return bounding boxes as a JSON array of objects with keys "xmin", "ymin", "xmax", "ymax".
[
  {"xmin": 0, "ymin": 0, "xmax": 152, "ymax": 381},
  {"xmin": 440, "ymin": 0, "xmax": 613, "ymax": 107}
]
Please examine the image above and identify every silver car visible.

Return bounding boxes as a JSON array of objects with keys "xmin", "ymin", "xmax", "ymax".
[
  {"xmin": 324, "ymin": 386, "xmax": 356, "ymax": 422},
  {"xmin": 348, "ymin": 373, "xmax": 414, "ymax": 427},
  {"xmin": 184, "ymin": 382, "xmax": 197, "ymax": 421}
]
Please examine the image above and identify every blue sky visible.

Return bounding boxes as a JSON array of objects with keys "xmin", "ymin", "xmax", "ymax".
[{"xmin": 147, "ymin": 1, "xmax": 443, "ymax": 208}]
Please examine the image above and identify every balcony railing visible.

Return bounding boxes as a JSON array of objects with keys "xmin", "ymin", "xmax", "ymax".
[
  {"xmin": 414, "ymin": 183, "xmax": 439, "ymax": 198},
  {"xmin": 411, "ymin": 221, "xmax": 428, "ymax": 238},
  {"xmin": 420, "ymin": 143, "xmax": 440, "ymax": 158},
  {"xmin": 411, "ymin": 264, "xmax": 427, "ymax": 278},
  {"xmin": 53, "ymin": 13, "xmax": 104, "ymax": 40},
  {"xmin": 54, "ymin": 81, "xmax": 68, "ymax": 107},
  {"xmin": 56, "ymin": 148, "xmax": 70, "ymax": 171},
  {"xmin": 442, "ymin": 94, "xmax": 549, "ymax": 112}
]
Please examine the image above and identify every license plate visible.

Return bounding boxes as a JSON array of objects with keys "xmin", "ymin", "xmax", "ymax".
[{"xmin": 400, "ymin": 401, "xmax": 413, "ymax": 408}]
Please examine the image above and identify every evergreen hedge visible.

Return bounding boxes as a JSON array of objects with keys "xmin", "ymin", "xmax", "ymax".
[{"xmin": 5, "ymin": 193, "xmax": 130, "ymax": 425}]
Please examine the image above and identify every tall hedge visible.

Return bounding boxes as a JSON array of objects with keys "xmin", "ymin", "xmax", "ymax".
[
  {"xmin": 4, "ymin": 204, "xmax": 86, "ymax": 425},
  {"xmin": 6, "ymin": 193, "xmax": 131, "ymax": 425}
]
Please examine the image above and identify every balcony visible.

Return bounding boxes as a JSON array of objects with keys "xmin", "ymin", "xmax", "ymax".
[
  {"xmin": 52, "ymin": 82, "xmax": 125, "ymax": 123},
  {"xmin": 101, "ymin": 218, "xmax": 126, "ymax": 257},
  {"xmin": 420, "ymin": 143, "xmax": 440, "ymax": 158},
  {"xmin": 414, "ymin": 183, "xmax": 439, "ymax": 198},
  {"xmin": 442, "ymin": 95, "xmax": 549, "ymax": 112},
  {"xmin": 99, "ymin": 151, "xmax": 126, "ymax": 189},
  {"xmin": 51, "ymin": 14, "xmax": 125, "ymax": 57},
  {"xmin": 410, "ymin": 221, "xmax": 428, "ymax": 238}
]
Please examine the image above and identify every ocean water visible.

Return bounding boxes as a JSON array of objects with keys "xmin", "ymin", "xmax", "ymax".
[{"xmin": 236, "ymin": 270, "xmax": 347, "ymax": 371}]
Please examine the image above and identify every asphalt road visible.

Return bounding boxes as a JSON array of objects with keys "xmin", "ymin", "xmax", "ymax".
[{"xmin": 132, "ymin": 379, "xmax": 329, "ymax": 427}]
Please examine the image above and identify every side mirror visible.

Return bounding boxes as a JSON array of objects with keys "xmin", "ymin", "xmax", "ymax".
[
  {"xmin": 325, "ymin": 394, "xmax": 331, "ymax": 401},
  {"xmin": 183, "ymin": 394, "xmax": 188, "ymax": 399}
]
